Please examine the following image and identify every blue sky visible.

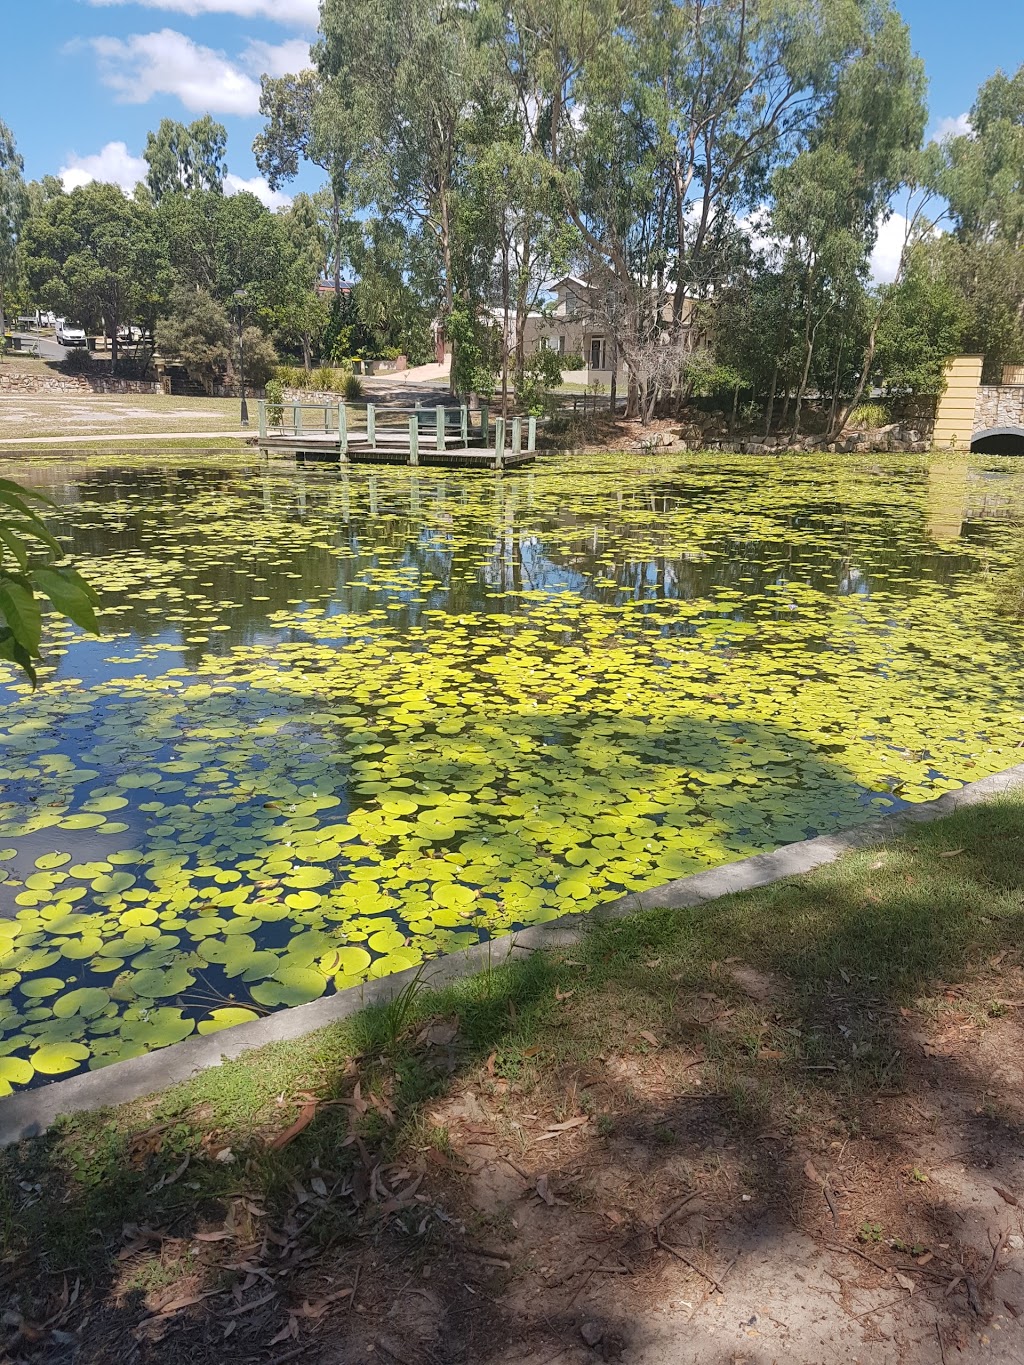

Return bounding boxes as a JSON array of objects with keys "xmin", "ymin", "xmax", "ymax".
[{"xmin": 5, "ymin": 0, "xmax": 1023, "ymax": 217}]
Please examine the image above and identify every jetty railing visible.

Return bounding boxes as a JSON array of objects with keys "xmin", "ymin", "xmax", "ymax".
[{"xmin": 258, "ymin": 401, "xmax": 538, "ymax": 464}]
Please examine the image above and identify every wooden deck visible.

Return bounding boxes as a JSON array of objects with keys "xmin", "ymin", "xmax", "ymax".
[{"xmin": 257, "ymin": 400, "xmax": 537, "ymax": 471}]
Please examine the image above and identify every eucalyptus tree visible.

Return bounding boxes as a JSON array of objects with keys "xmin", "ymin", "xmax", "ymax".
[
  {"xmin": 254, "ymin": 69, "xmax": 353, "ymax": 293},
  {"xmin": 318, "ymin": 0, "xmax": 490, "ymax": 382},
  {"xmin": 144, "ymin": 117, "xmax": 228, "ymax": 203},
  {"xmin": 0, "ymin": 121, "xmax": 28, "ymax": 347}
]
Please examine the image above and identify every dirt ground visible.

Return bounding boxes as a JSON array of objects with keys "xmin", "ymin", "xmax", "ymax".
[{"xmin": 6, "ymin": 956, "xmax": 1022, "ymax": 1365}]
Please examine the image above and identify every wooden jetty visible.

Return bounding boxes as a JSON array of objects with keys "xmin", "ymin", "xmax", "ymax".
[{"xmin": 256, "ymin": 401, "xmax": 537, "ymax": 470}]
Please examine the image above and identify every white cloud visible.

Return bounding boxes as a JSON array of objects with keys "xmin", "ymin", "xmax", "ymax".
[
  {"xmin": 59, "ymin": 141, "xmax": 148, "ymax": 192},
  {"xmin": 931, "ymin": 112, "xmax": 973, "ymax": 143},
  {"xmin": 869, "ymin": 212, "xmax": 913, "ymax": 285},
  {"xmin": 89, "ymin": 29, "xmax": 262, "ymax": 115},
  {"xmin": 242, "ymin": 37, "xmax": 312, "ymax": 79},
  {"xmin": 87, "ymin": 0, "xmax": 319, "ymax": 27},
  {"xmin": 225, "ymin": 172, "xmax": 292, "ymax": 210}
]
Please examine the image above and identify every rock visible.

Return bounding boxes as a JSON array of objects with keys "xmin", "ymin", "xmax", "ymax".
[{"xmin": 581, "ymin": 1321, "xmax": 604, "ymax": 1348}]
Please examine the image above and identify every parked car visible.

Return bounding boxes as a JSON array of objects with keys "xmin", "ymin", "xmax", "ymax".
[{"xmin": 55, "ymin": 318, "xmax": 88, "ymax": 348}]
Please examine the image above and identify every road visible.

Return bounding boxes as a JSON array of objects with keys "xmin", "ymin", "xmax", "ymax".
[{"xmin": 11, "ymin": 332, "xmax": 69, "ymax": 362}]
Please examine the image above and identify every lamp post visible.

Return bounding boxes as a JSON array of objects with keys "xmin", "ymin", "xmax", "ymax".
[{"xmin": 233, "ymin": 288, "xmax": 249, "ymax": 429}]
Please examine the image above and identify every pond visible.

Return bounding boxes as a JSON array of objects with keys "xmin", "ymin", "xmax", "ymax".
[{"xmin": 2, "ymin": 450, "xmax": 1024, "ymax": 1090}]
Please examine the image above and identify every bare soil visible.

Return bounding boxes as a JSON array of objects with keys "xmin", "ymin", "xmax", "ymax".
[{"xmin": 5, "ymin": 958, "xmax": 1023, "ymax": 1365}]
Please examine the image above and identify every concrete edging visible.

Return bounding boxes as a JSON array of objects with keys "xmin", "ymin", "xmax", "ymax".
[{"xmin": 4, "ymin": 761, "xmax": 1024, "ymax": 1146}]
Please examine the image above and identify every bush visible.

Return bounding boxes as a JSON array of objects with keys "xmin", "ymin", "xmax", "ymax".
[
  {"xmin": 266, "ymin": 377, "xmax": 284, "ymax": 426},
  {"xmin": 378, "ymin": 346, "xmax": 403, "ymax": 362},
  {"xmin": 60, "ymin": 349, "xmax": 94, "ymax": 374},
  {"xmin": 240, "ymin": 327, "xmax": 278, "ymax": 390},
  {"xmin": 342, "ymin": 372, "xmax": 363, "ymax": 402},
  {"xmin": 276, "ymin": 363, "xmax": 300, "ymax": 388},
  {"xmin": 848, "ymin": 401, "xmax": 892, "ymax": 429},
  {"xmin": 314, "ymin": 364, "xmax": 338, "ymax": 391}
]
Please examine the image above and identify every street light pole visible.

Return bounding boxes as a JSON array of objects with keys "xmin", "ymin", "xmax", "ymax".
[{"xmin": 233, "ymin": 289, "xmax": 249, "ymax": 429}]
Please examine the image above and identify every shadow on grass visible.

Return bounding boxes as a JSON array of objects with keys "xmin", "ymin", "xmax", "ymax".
[{"xmin": 4, "ymin": 798, "xmax": 1024, "ymax": 1362}]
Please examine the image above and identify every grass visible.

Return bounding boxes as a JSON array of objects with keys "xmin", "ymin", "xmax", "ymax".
[
  {"xmin": 3, "ymin": 792, "xmax": 1024, "ymax": 1306},
  {"xmin": 0, "ymin": 437, "xmax": 250, "ymax": 454},
  {"xmin": 0, "ymin": 394, "xmax": 244, "ymax": 441}
]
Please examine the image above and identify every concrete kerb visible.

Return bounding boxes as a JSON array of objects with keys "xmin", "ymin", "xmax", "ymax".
[{"xmin": 3, "ymin": 761, "xmax": 1024, "ymax": 1147}]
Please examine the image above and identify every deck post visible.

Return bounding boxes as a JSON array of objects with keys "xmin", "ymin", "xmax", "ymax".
[
  {"xmin": 435, "ymin": 405, "xmax": 445, "ymax": 452},
  {"xmin": 295, "ymin": 404, "xmax": 303, "ymax": 436},
  {"xmin": 339, "ymin": 403, "xmax": 348, "ymax": 458},
  {"xmin": 461, "ymin": 405, "xmax": 468, "ymax": 446},
  {"xmin": 494, "ymin": 416, "xmax": 506, "ymax": 471},
  {"xmin": 409, "ymin": 416, "xmax": 420, "ymax": 466},
  {"xmin": 480, "ymin": 404, "xmax": 489, "ymax": 445},
  {"xmin": 511, "ymin": 417, "xmax": 522, "ymax": 455},
  {"xmin": 528, "ymin": 416, "xmax": 537, "ymax": 451},
  {"xmin": 367, "ymin": 403, "xmax": 376, "ymax": 447},
  {"xmin": 258, "ymin": 399, "xmax": 267, "ymax": 440}
]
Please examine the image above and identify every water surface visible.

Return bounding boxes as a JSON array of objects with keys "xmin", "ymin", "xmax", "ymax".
[{"xmin": 2, "ymin": 451, "xmax": 1023, "ymax": 1086}]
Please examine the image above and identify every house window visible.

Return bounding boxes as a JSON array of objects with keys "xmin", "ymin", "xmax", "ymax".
[
  {"xmin": 558, "ymin": 335, "xmax": 566, "ymax": 355},
  {"xmin": 589, "ymin": 337, "xmax": 605, "ymax": 370},
  {"xmin": 565, "ymin": 291, "xmax": 576, "ymax": 316}
]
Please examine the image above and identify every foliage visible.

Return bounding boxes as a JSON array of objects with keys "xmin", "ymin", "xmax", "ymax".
[
  {"xmin": 0, "ymin": 477, "xmax": 99, "ymax": 685},
  {"xmin": 265, "ymin": 377, "xmax": 285, "ymax": 425},
  {"xmin": 60, "ymin": 348, "xmax": 94, "ymax": 375},
  {"xmin": 155, "ymin": 287, "xmax": 232, "ymax": 390},
  {"xmin": 516, "ymin": 348, "xmax": 580, "ymax": 413},
  {"xmin": 0, "ymin": 120, "xmax": 28, "ymax": 345},
  {"xmin": 342, "ymin": 371, "xmax": 363, "ymax": 402},
  {"xmin": 846, "ymin": 402, "xmax": 892, "ymax": 429},
  {"xmin": 240, "ymin": 325, "xmax": 278, "ymax": 389},
  {"xmin": 21, "ymin": 182, "xmax": 163, "ymax": 364},
  {"xmin": 144, "ymin": 117, "xmax": 227, "ymax": 203}
]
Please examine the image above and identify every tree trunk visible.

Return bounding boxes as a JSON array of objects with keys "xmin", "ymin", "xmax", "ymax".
[
  {"xmin": 0, "ymin": 278, "xmax": 6, "ymax": 359},
  {"xmin": 763, "ymin": 359, "xmax": 779, "ymax": 438}
]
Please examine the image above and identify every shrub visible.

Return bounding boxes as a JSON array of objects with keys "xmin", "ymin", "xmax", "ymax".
[
  {"xmin": 342, "ymin": 372, "xmax": 363, "ymax": 402},
  {"xmin": 314, "ymin": 364, "xmax": 337, "ymax": 391},
  {"xmin": 61, "ymin": 349, "xmax": 94, "ymax": 374},
  {"xmin": 848, "ymin": 401, "xmax": 892, "ymax": 429},
  {"xmin": 240, "ymin": 327, "xmax": 278, "ymax": 390},
  {"xmin": 276, "ymin": 363, "xmax": 300, "ymax": 388},
  {"xmin": 378, "ymin": 346, "xmax": 403, "ymax": 362},
  {"xmin": 266, "ymin": 377, "xmax": 284, "ymax": 426}
]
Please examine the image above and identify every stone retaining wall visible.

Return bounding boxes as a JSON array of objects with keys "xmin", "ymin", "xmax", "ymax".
[
  {"xmin": 975, "ymin": 384, "xmax": 1024, "ymax": 433},
  {"xmin": 0, "ymin": 370, "xmax": 161, "ymax": 396}
]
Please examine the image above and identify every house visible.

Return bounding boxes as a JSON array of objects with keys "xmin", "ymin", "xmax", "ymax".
[{"xmin": 518, "ymin": 277, "xmax": 697, "ymax": 390}]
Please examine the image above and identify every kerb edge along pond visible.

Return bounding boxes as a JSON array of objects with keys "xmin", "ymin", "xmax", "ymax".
[{"xmin": 2, "ymin": 449, "xmax": 1023, "ymax": 1090}]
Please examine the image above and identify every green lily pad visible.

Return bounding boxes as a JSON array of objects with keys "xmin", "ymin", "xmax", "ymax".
[{"xmin": 197, "ymin": 1007, "xmax": 260, "ymax": 1035}]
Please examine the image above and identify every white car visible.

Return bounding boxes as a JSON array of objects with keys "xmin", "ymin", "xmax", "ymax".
[{"xmin": 55, "ymin": 318, "xmax": 88, "ymax": 347}]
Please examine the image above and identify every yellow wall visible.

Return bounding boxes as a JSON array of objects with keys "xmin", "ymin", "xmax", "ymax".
[{"xmin": 932, "ymin": 355, "xmax": 983, "ymax": 450}]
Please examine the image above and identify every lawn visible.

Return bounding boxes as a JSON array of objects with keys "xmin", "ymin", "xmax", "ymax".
[
  {"xmin": 2, "ymin": 794, "xmax": 1023, "ymax": 1362},
  {"xmin": 0, "ymin": 392, "xmax": 244, "ymax": 442}
]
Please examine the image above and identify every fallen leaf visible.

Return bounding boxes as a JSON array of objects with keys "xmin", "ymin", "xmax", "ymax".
[
  {"xmin": 536, "ymin": 1117, "xmax": 589, "ymax": 1140},
  {"xmin": 193, "ymin": 1230, "xmax": 233, "ymax": 1243},
  {"xmin": 803, "ymin": 1160, "xmax": 822, "ymax": 1185},
  {"xmin": 994, "ymin": 1185, "xmax": 1018, "ymax": 1207},
  {"xmin": 555, "ymin": 986, "xmax": 574, "ymax": 1001},
  {"xmin": 269, "ymin": 1315, "xmax": 298, "ymax": 1345},
  {"xmin": 269, "ymin": 1101, "xmax": 318, "ymax": 1151},
  {"xmin": 310, "ymin": 1177, "xmax": 328, "ymax": 1198},
  {"xmin": 536, "ymin": 1175, "xmax": 556, "ymax": 1206},
  {"xmin": 894, "ymin": 1272, "xmax": 915, "ymax": 1294},
  {"xmin": 638, "ymin": 1030, "xmax": 659, "ymax": 1047},
  {"xmin": 758, "ymin": 1048, "xmax": 784, "ymax": 1061},
  {"xmin": 214, "ymin": 1147, "xmax": 236, "ymax": 1164},
  {"xmin": 940, "ymin": 849, "xmax": 965, "ymax": 858}
]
